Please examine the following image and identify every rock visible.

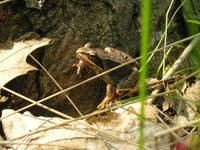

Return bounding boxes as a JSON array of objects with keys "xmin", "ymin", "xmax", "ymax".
[{"xmin": 0, "ymin": 0, "xmax": 192, "ymax": 116}]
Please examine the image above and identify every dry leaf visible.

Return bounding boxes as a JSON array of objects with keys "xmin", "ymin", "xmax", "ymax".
[
  {"xmin": 0, "ymin": 38, "xmax": 51, "ymax": 87},
  {"xmin": 183, "ymin": 81, "xmax": 200, "ymax": 120},
  {"xmin": 1, "ymin": 108, "xmax": 171, "ymax": 150}
]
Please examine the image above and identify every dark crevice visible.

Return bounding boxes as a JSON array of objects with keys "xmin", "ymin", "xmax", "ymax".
[{"xmin": 35, "ymin": 49, "xmax": 46, "ymax": 100}]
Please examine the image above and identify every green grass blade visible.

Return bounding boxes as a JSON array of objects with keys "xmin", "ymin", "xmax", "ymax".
[
  {"xmin": 139, "ymin": 0, "xmax": 152, "ymax": 149},
  {"xmin": 186, "ymin": 19, "xmax": 200, "ymax": 25}
]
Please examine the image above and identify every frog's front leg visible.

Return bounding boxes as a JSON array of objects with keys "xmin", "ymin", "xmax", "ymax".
[
  {"xmin": 73, "ymin": 59, "xmax": 86, "ymax": 74},
  {"xmin": 97, "ymin": 84, "xmax": 116, "ymax": 109}
]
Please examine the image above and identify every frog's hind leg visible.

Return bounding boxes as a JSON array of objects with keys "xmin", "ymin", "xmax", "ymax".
[{"xmin": 117, "ymin": 68, "xmax": 138, "ymax": 89}]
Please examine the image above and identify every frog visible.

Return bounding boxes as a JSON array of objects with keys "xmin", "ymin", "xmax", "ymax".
[{"xmin": 75, "ymin": 43, "xmax": 139, "ymax": 109}]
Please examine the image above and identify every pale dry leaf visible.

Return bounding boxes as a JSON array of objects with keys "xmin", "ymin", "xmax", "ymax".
[
  {"xmin": 1, "ymin": 108, "xmax": 171, "ymax": 150},
  {"xmin": 183, "ymin": 80, "xmax": 200, "ymax": 120},
  {"xmin": 0, "ymin": 38, "xmax": 51, "ymax": 87}
]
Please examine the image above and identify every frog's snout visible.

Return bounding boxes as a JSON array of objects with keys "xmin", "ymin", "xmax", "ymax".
[
  {"xmin": 76, "ymin": 48, "xmax": 96, "ymax": 56},
  {"xmin": 76, "ymin": 48, "xmax": 86, "ymax": 54}
]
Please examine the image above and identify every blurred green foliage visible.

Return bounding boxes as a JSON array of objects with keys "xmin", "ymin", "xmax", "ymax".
[{"xmin": 181, "ymin": 0, "xmax": 200, "ymax": 67}]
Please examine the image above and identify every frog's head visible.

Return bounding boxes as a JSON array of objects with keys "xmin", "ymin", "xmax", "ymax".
[{"xmin": 76, "ymin": 43, "xmax": 96, "ymax": 56}]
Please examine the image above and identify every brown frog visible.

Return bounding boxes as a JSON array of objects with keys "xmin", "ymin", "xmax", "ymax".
[{"xmin": 75, "ymin": 43, "xmax": 138, "ymax": 109}]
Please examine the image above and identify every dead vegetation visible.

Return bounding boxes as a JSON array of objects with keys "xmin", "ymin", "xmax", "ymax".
[{"xmin": 0, "ymin": 0, "xmax": 200, "ymax": 150}]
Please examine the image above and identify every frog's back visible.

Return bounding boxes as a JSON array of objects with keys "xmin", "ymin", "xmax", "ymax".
[
  {"xmin": 93, "ymin": 47, "xmax": 137, "ymax": 85},
  {"xmin": 93, "ymin": 48, "xmax": 131, "ymax": 65}
]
